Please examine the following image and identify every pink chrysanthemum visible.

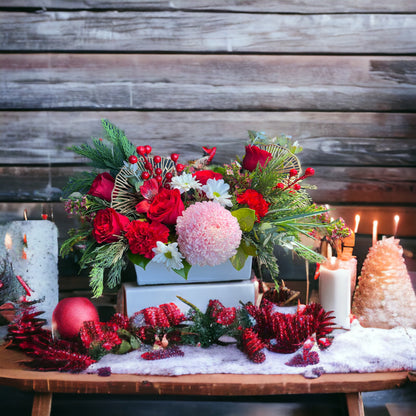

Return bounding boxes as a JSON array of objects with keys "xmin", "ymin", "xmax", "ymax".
[{"xmin": 176, "ymin": 201, "xmax": 242, "ymax": 266}]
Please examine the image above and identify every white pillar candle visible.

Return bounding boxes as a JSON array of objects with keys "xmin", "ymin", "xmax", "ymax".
[
  {"xmin": 0, "ymin": 220, "xmax": 59, "ymax": 325},
  {"xmin": 319, "ymin": 257, "xmax": 351, "ymax": 329}
]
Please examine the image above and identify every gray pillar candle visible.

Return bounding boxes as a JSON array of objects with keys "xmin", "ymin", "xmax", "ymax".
[{"xmin": 0, "ymin": 220, "xmax": 59, "ymax": 325}]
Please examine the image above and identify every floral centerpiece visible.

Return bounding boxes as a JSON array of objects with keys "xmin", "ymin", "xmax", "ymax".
[{"xmin": 62, "ymin": 120, "xmax": 335, "ymax": 297}]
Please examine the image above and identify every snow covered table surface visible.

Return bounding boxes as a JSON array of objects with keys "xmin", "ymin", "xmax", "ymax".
[{"xmin": 86, "ymin": 320, "xmax": 416, "ymax": 377}]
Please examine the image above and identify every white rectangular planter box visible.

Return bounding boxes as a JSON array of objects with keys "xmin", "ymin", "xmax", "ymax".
[
  {"xmin": 135, "ymin": 257, "xmax": 253, "ymax": 286},
  {"xmin": 122, "ymin": 280, "xmax": 257, "ymax": 315}
]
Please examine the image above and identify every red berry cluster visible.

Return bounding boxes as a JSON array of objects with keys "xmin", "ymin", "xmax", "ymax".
[
  {"xmin": 276, "ymin": 167, "xmax": 315, "ymax": 192},
  {"xmin": 128, "ymin": 145, "xmax": 185, "ymax": 185}
]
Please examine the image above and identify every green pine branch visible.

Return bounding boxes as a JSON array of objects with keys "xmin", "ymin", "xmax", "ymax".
[{"xmin": 101, "ymin": 119, "xmax": 136, "ymax": 160}]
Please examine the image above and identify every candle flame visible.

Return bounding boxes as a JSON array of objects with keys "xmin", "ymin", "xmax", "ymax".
[
  {"xmin": 354, "ymin": 214, "xmax": 360, "ymax": 233},
  {"xmin": 393, "ymin": 215, "xmax": 400, "ymax": 237},
  {"xmin": 4, "ymin": 233, "xmax": 12, "ymax": 250},
  {"xmin": 372, "ymin": 220, "xmax": 378, "ymax": 246}
]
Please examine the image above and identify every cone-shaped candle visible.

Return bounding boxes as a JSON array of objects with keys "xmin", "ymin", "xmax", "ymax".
[{"xmin": 352, "ymin": 236, "xmax": 416, "ymax": 329}]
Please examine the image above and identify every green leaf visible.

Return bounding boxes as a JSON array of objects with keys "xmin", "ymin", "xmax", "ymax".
[
  {"xmin": 240, "ymin": 239, "xmax": 257, "ymax": 256},
  {"xmin": 231, "ymin": 208, "xmax": 256, "ymax": 232},
  {"xmin": 116, "ymin": 340, "xmax": 132, "ymax": 355},
  {"xmin": 173, "ymin": 260, "xmax": 191, "ymax": 280},
  {"xmin": 129, "ymin": 336, "xmax": 141, "ymax": 350},
  {"xmin": 127, "ymin": 251, "xmax": 151, "ymax": 269},
  {"xmin": 230, "ymin": 247, "xmax": 248, "ymax": 271}
]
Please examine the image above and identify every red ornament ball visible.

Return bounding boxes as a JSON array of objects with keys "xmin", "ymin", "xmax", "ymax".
[
  {"xmin": 52, "ymin": 297, "xmax": 99, "ymax": 339},
  {"xmin": 128, "ymin": 155, "xmax": 138, "ymax": 164}
]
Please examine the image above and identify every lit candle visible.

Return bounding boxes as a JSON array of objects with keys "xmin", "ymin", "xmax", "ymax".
[
  {"xmin": 354, "ymin": 214, "xmax": 360, "ymax": 233},
  {"xmin": 319, "ymin": 257, "xmax": 351, "ymax": 329},
  {"xmin": 4, "ymin": 233, "xmax": 12, "ymax": 251},
  {"xmin": 372, "ymin": 220, "xmax": 378, "ymax": 246},
  {"xmin": 393, "ymin": 215, "xmax": 400, "ymax": 237},
  {"xmin": 0, "ymin": 219, "xmax": 59, "ymax": 325}
]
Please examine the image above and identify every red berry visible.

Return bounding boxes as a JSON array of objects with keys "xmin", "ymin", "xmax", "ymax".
[
  {"xmin": 293, "ymin": 183, "xmax": 301, "ymax": 191},
  {"xmin": 128, "ymin": 155, "xmax": 138, "ymax": 164},
  {"xmin": 289, "ymin": 169, "xmax": 298, "ymax": 177},
  {"xmin": 136, "ymin": 146, "xmax": 146, "ymax": 155},
  {"xmin": 145, "ymin": 145, "xmax": 152, "ymax": 154},
  {"xmin": 141, "ymin": 172, "xmax": 150, "ymax": 180},
  {"xmin": 171, "ymin": 153, "xmax": 179, "ymax": 162},
  {"xmin": 176, "ymin": 163, "xmax": 185, "ymax": 173},
  {"xmin": 155, "ymin": 175, "xmax": 163, "ymax": 183},
  {"xmin": 155, "ymin": 168, "xmax": 162, "ymax": 175},
  {"xmin": 165, "ymin": 172, "xmax": 173, "ymax": 180},
  {"xmin": 276, "ymin": 183, "xmax": 285, "ymax": 189},
  {"xmin": 154, "ymin": 155, "xmax": 162, "ymax": 164},
  {"xmin": 305, "ymin": 167, "xmax": 315, "ymax": 177},
  {"xmin": 145, "ymin": 162, "xmax": 153, "ymax": 171}
]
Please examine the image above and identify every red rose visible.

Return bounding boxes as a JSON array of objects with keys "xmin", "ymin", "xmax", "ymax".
[
  {"xmin": 92, "ymin": 208, "xmax": 130, "ymax": 243},
  {"xmin": 126, "ymin": 220, "xmax": 170, "ymax": 259},
  {"xmin": 242, "ymin": 145, "xmax": 272, "ymax": 172},
  {"xmin": 236, "ymin": 189, "xmax": 270, "ymax": 222},
  {"xmin": 147, "ymin": 188, "xmax": 184, "ymax": 225},
  {"xmin": 192, "ymin": 170, "xmax": 223, "ymax": 185},
  {"xmin": 87, "ymin": 172, "xmax": 115, "ymax": 202}
]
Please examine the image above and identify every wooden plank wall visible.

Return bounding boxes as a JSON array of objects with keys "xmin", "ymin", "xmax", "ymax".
[{"xmin": 0, "ymin": 2, "xmax": 415, "ymax": 302}]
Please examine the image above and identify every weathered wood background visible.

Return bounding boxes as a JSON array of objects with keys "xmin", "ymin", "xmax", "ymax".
[{"xmin": 0, "ymin": 1, "xmax": 415, "ymax": 303}]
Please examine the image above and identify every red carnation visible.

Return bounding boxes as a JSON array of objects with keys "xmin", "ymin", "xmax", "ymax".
[
  {"xmin": 242, "ymin": 145, "xmax": 272, "ymax": 172},
  {"xmin": 236, "ymin": 189, "xmax": 270, "ymax": 222},
  {"xmin": 92, "ymin": 208, "xmax": 130, "ymax": 244},
  {"xmin": 125, "ymin": 220, "xmax": 170, "ymax": 259},
  {"xmin": 87, "ymin": 172, "xmax": 115, "ymax": 202},
  {"xmin": 192, "ymin": 170, "xmax": 223, "ymax": 185}
]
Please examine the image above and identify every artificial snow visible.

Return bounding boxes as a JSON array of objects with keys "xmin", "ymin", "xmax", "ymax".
[{"xmin": 86, "ymin": 319, "xmax": 416, "ymax": 377}]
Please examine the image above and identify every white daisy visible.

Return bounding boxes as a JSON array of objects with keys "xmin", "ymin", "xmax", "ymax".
[
  {"xmin": 152, "ymin": 241, "xmax": 184, "ymax": 270},
  {"xmin": 170, "ymin": 173, "xmax": 202, "ymax": 194},
  {"xmin": 202, "ymin": 178, "xmax": 233, "ymax": 207}
]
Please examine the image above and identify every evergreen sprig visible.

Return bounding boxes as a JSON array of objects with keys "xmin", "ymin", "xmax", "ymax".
[
  {"xmin": 83, "ymin": 240, "xmax": 129, "ymax": 297},
  {"xmin": 62, "ymin": 171, "xmax": 99, "ymax": 198},
  {"xmin": 68, "ymin": 119, "xmax": 137, "ymax": 177}
]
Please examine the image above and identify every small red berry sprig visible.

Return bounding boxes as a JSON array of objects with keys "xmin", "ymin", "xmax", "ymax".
[
  {"xmin": 128, "ymin": 146, "xmax": 185, "ymax": 185},
  {"xmin": 275, "ymin": 167, "xmax": 315, "ymax": 192}
]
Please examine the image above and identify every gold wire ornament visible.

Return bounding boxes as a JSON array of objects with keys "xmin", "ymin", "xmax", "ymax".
[
  {"xmin": 257, "ymin": 144, "xmax": 301, "ymax": 176},
  {"xmin": 111, "ymin": 156, "xmax": 176, "ymax": 217}
]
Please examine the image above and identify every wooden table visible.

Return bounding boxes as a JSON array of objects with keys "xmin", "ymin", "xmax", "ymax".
[{"xmin": 0, "ymin": 347, "xmax": 413, "ymax": 416}]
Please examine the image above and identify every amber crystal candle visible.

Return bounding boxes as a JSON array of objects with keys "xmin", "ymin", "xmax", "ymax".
[
  {"xmin": 352, "ymin": 236, "xmax": 416, "ymax": 329},
  {"xmin": 319, "ymin": 257, "xmax": 351, "ymax": 329}
]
